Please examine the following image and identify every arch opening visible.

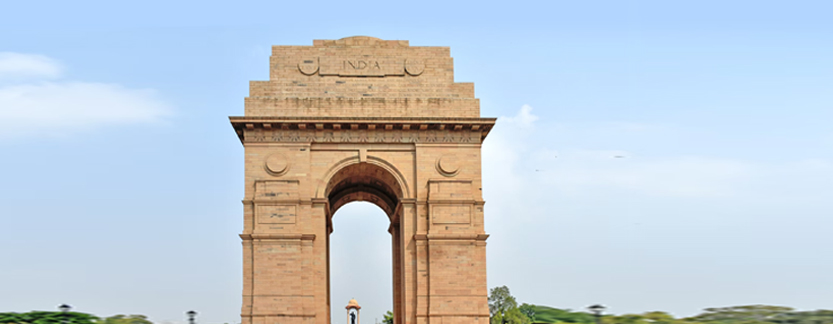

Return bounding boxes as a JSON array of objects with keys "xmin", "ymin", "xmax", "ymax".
[
  {"xmin": 329, "ymin": 202, "xmax": 393, "ymax": 324},
  {"xmin": 323, "ymin": 161, "xmax": 405, "ymax": 324}
]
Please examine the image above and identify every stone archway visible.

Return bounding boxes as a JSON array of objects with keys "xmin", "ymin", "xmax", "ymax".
[
  {"xmin": 231, "ymin": 36, "xmax": 496, "ymax": 324},
  {"xmin": 323, "ymin": 161, "xmax": 405, "ymax": 324}
]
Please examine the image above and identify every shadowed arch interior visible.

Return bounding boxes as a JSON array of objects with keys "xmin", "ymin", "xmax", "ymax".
[{"xmin": 325, "ymin": 162, "xmax": 403, "ymax": 218}]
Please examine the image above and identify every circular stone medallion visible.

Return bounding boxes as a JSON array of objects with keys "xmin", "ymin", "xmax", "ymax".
[
  {"xmin": 298, "ymin": 58, "xmax": 319, "ymax": 75},
  {"xmin": 265, "ymin": 154, "xmax": 289, "ymax": 175},
  {"xmin": 436, "ymin": 156, "xmax": 460, "ymax": 177},
  {"xmin": 405, "ymin": 59, "xmax": 425, "ymax": 76}
]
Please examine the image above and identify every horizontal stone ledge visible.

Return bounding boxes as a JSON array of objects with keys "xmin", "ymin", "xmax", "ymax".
[
  {"xmin": 231, "ymin": 120, "xmax": 494, "ymax": 132},
  {"xmin": 240, "ymin": 233, "xmax": 316, "ymax": 240},
  {"xmin": 231, "ymin": 117, "xmax": 496, "ymax": 143},
  {"xmin": 243, "ymin": 314, "xmax": 316, "ymax": 318},
  {"xmin": 242, "ymin": 294, "xmax": 316, "ymax": 297},
  {"xmin": 416, "ymin": 294, "xmax": 489, "ymax": 297},
  {"xmin": 242, "ymin": 199, "xmax": 307, "ymax": 205},
  {"xmin": 231, "ymin": 116, "xmax": 495, "ymax": 122},
  {"xmin": 425, "ymin": 199, "xmax": 485, "ymax": 205},
  {"xmin": 413, "ymin": 233, "xmax": 489, "ymax": 241},
  {"xmin": 245, "ymin": 96, "xmax": 478, "ymax": 102}
]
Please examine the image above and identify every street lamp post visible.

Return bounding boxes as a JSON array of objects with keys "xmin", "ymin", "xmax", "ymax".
[
  {"xmin": 587, "ymin": 304, "xmax": 606, "ymax": 324},
  {"xmin": 59, "ymin": 304, "xmax": 72, "ymax": 324},
  {"xmin": 186, "ymin": 311, "xmax": 197, "ymax": 324}
]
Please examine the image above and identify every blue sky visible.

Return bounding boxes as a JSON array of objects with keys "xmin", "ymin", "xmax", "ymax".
[{"xmin": 1, "ymin": 1, "xmax": 832, "ymax": 324}]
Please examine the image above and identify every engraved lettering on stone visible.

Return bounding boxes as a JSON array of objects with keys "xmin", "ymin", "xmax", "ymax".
[
  {"xmin": 255, "ymin": 181, "xmax": 300, "ymax": 200},
  {"xmin": 319, "ymin": 57, "xmax": 405, "ymax": 77},
  {"xmin": 258, "ymin": 205, "xmax": 297, "ymax": 224},
  {"xmin": 344, "ymin": 60, "xmax": 382, "ymax": 70}
]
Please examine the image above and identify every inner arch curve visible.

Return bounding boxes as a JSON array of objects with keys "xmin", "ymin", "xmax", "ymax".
[{"xmin": 325, "ymin": 162, "xmax": 404, "ymax": 218}]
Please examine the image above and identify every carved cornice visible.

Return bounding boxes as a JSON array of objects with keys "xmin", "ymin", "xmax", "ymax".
[{"xmin": 229, "ymin": 117, "xmax": 496, "ymax": 144}]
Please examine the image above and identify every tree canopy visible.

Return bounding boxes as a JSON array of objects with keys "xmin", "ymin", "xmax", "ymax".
[
  {"xmin": 0, "ymin": 312, "xmax": 99, "ymax": 324},
  {"xmin": 486, "ymin": 286, "xmax": 831, "ymax": 324}
]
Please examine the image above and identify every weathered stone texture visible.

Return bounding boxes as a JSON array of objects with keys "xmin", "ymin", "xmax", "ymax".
[{"xmin": 231, "ymin": 36, "xmax": 495, "ymax": 324}]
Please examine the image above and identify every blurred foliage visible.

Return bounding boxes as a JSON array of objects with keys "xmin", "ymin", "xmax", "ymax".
[
  {"xmin": 0, "ymin": 313, "xmax": 155, "ymax": 324},
  {"xmin": 520, "ymin": 304, "xmax": 537, "ymax": 322},
  {"xmin": 521, "ymin": 304, "xmax": 833, "ymax": 324},
  {"xmin": 0, "ymin": 312, "xmax": 99, "ymax": 324},
  {"xmin": 100, "ymin": 315, "xmax": 152, "ymax": 324},
  {"xmin": 489, "ymin": 286, "xmax": 832, "ymax": 324},
  {"xmin": 382, "ymin": 311, "xmax": 393, "ymax": 324}
]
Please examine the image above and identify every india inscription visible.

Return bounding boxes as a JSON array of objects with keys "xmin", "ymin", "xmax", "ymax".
[
  {"xmin": 231, "ymin": 36, "xmax": 495, "ymax": 324},
  {"xmin": 318, "ymin": 57, "xmax": 405, "ymax": 76}
]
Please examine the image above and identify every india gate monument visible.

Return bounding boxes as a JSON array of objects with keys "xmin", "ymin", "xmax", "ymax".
[{"xmin": 229, "ymin": 36, "xmax": 495, "ymax": 324}]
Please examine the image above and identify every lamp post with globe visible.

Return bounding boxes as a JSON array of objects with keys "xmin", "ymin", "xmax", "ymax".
[
  {"xmin": 58, "ymin": 304, "xmax": 72, "ymax": 324},
  {"xmin": 588, "ymin": 304, "xmax": 606, "ymax": 324},
  {"xmin": 186, "ymin": 311, "xmax": 197, "ymax": 324}
]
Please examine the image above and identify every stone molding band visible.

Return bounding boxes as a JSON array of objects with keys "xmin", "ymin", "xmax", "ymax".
[
  {"xmin": 413, "ymin": 233, "xmax": 490, "ymax": 241},
  {"xmin": 239, "ymin": 233, "xmax": 316, "ymax": 240},
  {"xmin": 231, "ymin": 117, "xmax": 495, "ymax": 143}
]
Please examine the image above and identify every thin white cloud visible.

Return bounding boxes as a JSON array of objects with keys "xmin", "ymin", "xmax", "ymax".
[
  {"xmin": 500, "ymin": 104, "xmax": 539, "ymax": 129},
  {"xmin": 0, "ymin": 53, "xmax": 172, "ymax": 139},
  {"xmin": 0, "ymin": 52, "xmax": 63, "ymax": 80}
]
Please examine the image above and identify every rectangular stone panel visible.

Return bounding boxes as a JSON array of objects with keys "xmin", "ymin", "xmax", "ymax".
[
  {"xmin": 431, "ymin": 205, "xmax": 471, "ymax": 224},
  {"xmin": 254, "ymin": 180, "xmax": 299, "ymax": 200},
  {"xmin": 257, "ymin": 205, "xmax": 297, "ymax": 224},
  {"xmin": 428, "ymin": 180, "xmax": 473, "ymax": 201}
]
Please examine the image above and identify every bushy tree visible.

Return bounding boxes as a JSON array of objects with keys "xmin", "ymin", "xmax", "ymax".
[
  {"xmin": 489, "ymin": 286, "xmax": 531, "ymax": 324},
  {"xmin": 489, "ymin": 286, "xmax": 518, "ymax": 319},
  {"xmin": 382, "ymin": 311, "xmax": 393, "ymax": 324}
]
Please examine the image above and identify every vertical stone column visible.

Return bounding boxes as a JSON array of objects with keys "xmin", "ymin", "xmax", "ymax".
[
  {"xmin": 398, "ymin": 201, "xmax": 418, "ymax": 324},
  {"xmin": 311, "ymin": 200, "xmax": 331, "ymax": 324}
]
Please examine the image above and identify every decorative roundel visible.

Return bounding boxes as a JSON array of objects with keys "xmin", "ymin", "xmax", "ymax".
[
  {"xmin": 298, "ymin": 58, "xmax": 319, "ymax": 75},
  {"xmin": 405, "ymin": 59, "xmax": 425, "ymax": 76},
  {"xmin": 436, "ymin": 155, "xmax": 460, "ymax": 177},
  {"xmin": 265, "ymin": 154, "xmax": 289, "ymax": 176}
]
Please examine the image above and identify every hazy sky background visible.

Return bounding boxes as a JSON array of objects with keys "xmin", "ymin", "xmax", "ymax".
[{"xmin": 1, "ymin": 1, "xmax": 832, "ymax": 324}]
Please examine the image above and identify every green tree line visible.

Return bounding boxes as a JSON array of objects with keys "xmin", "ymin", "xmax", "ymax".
[
  {"xmin": 0, "ymin": 312, "xmax": 152, "ymax": 324},
  {"xmin": 487, "ymin": 286, "xmax": 833, "ymax": 324}
]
